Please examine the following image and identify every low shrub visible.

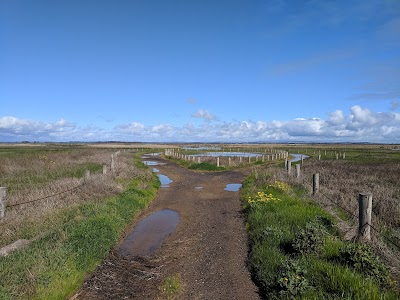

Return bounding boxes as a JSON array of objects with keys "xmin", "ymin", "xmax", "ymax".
[{"xmin": 340, "ymin": 242, "xmax": 393, "ymax": 287}]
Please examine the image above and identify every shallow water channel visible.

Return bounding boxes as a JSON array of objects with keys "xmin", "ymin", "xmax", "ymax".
[{"xmin": 118, "ymin": 209, "xmax": 180, "ymax": 257}]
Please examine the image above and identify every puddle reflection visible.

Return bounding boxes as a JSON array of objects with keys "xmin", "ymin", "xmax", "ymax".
[{"xmin": 118, "ymin": 209, "xmax": 180, "ymax": 257}]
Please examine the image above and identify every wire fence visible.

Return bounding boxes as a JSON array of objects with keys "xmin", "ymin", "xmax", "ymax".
[
  {"xmin": 301, "ymin": 172, "xmax": 400, "ymax": 250},
  {"xmin": 0, "ymin": 151, "xmax": 122, "ymax": 220},
  {"xmin": 7, "ymin": 183, "xmax": 85, "ymax": 208}
]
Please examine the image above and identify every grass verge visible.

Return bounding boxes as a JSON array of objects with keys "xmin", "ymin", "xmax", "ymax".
[
  {"xmin": 241, "ymin": 171, "xmax": 399, "ymax": 299},
  {"xmin": 0, "ymin": 156, "xmax": 160, "ymax": 300}
]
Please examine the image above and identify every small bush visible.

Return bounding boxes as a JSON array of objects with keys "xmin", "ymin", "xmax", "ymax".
[
  {"xmin": 340, "ymin": 242, "xmax": 393, "ymax": 287},
  {"xmin": 275, "ymin": 259, "xmax": 311, "ymax": 297},
  {"xmin": 292, "ymin": 220, "xmax": 326, "ymax": 255}
]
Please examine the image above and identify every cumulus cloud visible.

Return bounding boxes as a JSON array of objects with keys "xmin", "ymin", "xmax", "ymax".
[
  {"xmin": 1, "ymin": 105, "xmax": 400, "ymax": 143},
  {"xmin": 192, "ymin": 109, "xmax": 217, "ymax": 121}
]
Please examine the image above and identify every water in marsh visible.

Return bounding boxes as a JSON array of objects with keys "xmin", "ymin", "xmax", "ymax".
[
  {"xmin": 118, "ymin": 209, "xmax": 180, "ymax": 257},
  {"xmin": 289, "ymin": 154, "xmax": 310, "ymax": 162},
  {"xmin": 191, "ymin": 151, "xmax": 263, "ymax": 157},
  {"xmin": 158, "ymin": 174, "xmax": 173, "ymax": 187},
  {"xmin": 224, "ymin": 183, "xmax": 242, "ymax": 192}
]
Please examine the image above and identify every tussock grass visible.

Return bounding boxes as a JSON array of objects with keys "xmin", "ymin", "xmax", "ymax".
[{"xmin": 0, "ymin": 147, "xmax": 160, "ymax": 299}]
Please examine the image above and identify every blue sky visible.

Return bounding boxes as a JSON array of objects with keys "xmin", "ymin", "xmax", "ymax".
[{"xmin": 1, "ymin": 0, "xmax": 400, "ymax": 142}]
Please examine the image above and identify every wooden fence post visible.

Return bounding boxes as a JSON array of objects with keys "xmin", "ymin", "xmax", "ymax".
[
  {"xmin": 287, "ymin": 160, "xmax": 292, "ymax": 175},
  {"xmin": 295, "ymin": 164, "xmax": 301, "ymax": 178},
  {"xmin": 111, "ymin": 154, "xmax": 115, "ymax": 173},
  {"xmin": 313, "ymin": 173, "xmax": 319, "ymax": 195},
  {"xmin": 217, "ymin": 157, "xmax": 220, "ymax": 167},
  {"xmin": 84, "ymin": 170, "xmax": 90, "ymax": 182},
  {"xmin": 0, "ymin": 187, "xmax": 6, "ymax": 220},
  {"xmin": 103, "ymin": 165, "xmax": 107, "ymax": 175},
  {"xmin": 358, "ymin": 193, "xmax": 372, "ymax": 240}
]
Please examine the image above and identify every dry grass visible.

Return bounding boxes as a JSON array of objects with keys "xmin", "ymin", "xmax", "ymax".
[{"xmin": 0, "ymin": 147, "xmax": 148, "ymax": 248}]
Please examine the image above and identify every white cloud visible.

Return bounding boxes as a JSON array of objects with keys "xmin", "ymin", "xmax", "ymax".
[
  {"xmin": 192, "ymin": 109, "xmax": 217, "ymax": 121},
  {"xmin": 1, "ymin": 105, "xmax": 400, "ymax": 142}
]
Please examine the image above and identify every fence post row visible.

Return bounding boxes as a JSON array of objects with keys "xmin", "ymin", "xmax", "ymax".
[
  {"xmin": 358, "ymin": 193, "xmax": 372, "ymax": 240},
  {"xmin": 0, "ymin": 187, "xmax": 6, "ymax": 220}
]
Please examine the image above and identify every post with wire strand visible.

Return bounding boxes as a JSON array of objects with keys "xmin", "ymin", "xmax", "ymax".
[
  {"xmin": 358, "ymin": 193, "xmax": 372, "ymax": 240},
  {"xmin": 0, "ymin": 187, "xmax": 6, "ymax": 220},
  {"xmin": 312, "ymin": 173, "xmax": 319, "ymax": 195}
]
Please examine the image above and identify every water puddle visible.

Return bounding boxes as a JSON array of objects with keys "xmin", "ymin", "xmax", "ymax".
[
  {"xmin": 224, "ymin": 183, "xmax": 242, "ymax": 192},
  {"xmin": 289, "ymin": 154, "xmax": 310, "ymax": 163},
  {"xmin": 153, "ymin": 168, "xmax": 160, "ymax": 172},
  {"xmin": 118, "ymin": 209, "xmax": 180, "ymax": 257},
  {"xmin": 195, "ymin": 186, "xmax": 203, "ymax": 190},
  {"xmin": 158, "ymin": 174, "xmax": 173, "ymax": 187},
  {"xmin": 191, "ymin": 151, "xmax": 262, "ymax": 157},
  {"xmin": 143, "ymin": 161, "xmax": 158, "ymax": 166}
]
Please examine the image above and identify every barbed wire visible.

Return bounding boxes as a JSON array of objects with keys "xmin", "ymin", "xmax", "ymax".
[{"xmin": 8, "ymin": 183, "xmax": 85, "ymax": 208}]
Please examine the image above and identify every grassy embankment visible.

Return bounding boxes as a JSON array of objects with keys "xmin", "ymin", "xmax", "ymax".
[
  {"xmin": 0, "ymin": 147, "xmax": 160, "ymax": 299},
  {"xmin": 241, "ymin": 167, "xmax": 399, "ymax": 299}
]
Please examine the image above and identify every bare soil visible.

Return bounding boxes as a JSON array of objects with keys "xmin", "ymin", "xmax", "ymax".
[{"xmin": 74, "ymin": 157, "xmax": 260, "ymax": 299}]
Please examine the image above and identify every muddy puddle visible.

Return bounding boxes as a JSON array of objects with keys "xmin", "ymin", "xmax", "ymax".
[
  {"xmin": 158, "ymin": 174, "xmax": 173, "ymax": 187},
  {"xmin": 153, "ymin": 168, "xmax": 159, "ymax": 172},
  {"xmin": 224, "ymin": 184, "xmax": 242, "ymax": 192},
  {"xmin": 118, "ymin": 209, "xmax": 180, "ymax": 257},
  {"xmin": 195, "ymin": 186, "xmax": 204, "ymax": 190}
]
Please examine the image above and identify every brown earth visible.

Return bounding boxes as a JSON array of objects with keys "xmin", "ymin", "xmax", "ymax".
[{"xmin": 73, "ymin": 157, "xmax": 260, "ymax": 300}]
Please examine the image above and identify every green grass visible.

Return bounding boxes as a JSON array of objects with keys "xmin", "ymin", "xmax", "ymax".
[
  {"xmin": 159, "ymin": 273, "xmax": 182, "ymax": 299},
  {"xmin": 241, "ymin": 172, "xmax": 399, "ymax": 299},
  {"xmin": 188, "ymin": 162, "xmax": 226, "ymax": 171},
  {"xmin": 0, "ymin": 157, "xmax": 160, "ymax": 300}
]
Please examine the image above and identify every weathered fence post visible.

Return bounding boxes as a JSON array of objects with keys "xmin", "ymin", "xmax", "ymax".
[
  {"xmin": 103, "ymin": 164, "xmax": 107, "ymax": 175},
  {"xmin": 287, "ymin": 160, "xmax": 292, "ymax": 175},
  {"xmin": 111, "ymin": 154, "xmax": 115, "ymax": 173},
  {"xmin": 217, "ymin": 157, "xmax": 220, "ymax": 167},
  {"xmin": 84, "ymin": 170, "xmax": 90, "ymax": 182},
  {"xmin": 313, "ymin": 173, "xmax": 319, "ymax": 195},
  {"xmin": 343, "ymin": 152, "xmax": 346, "ymax": 159},
  {"xmin": 0, "ymin": 187, "xmax": 6, "ymax": 220},
  {"xmin": 295, "ymin": 164, "xmax": 301, "ymax": 178},
  {"xmin": 198, "ymin": 157, "xmax": 201, "ymax": 163},
  {"xmin": 285, "ymin": 158, "xmax": 288, "ymax": 169},
  {"xmin": 358, "ymin": 193, "xmax": 372, "ymax": 240}
]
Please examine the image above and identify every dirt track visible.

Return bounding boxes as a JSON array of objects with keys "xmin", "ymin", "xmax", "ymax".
[{"xmin": 75, "ymin": 157, "xmax": 260, "ymax": 299}]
